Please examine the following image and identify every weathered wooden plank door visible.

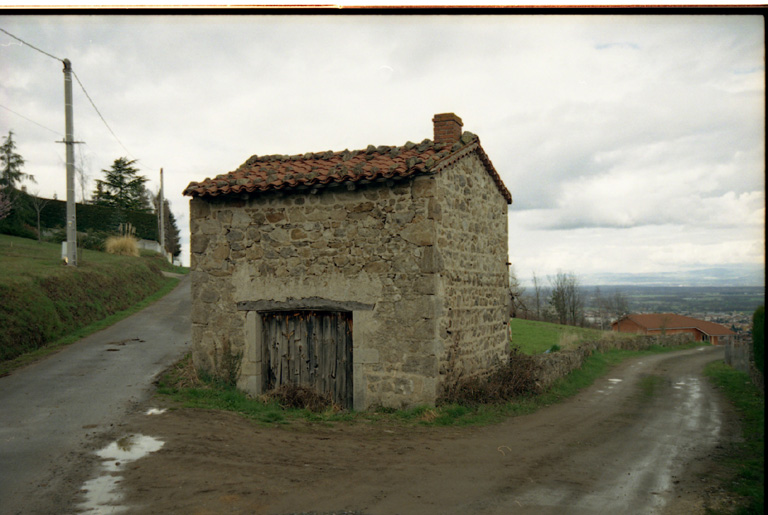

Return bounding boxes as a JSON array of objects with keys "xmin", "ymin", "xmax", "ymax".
[{"xmin": 261, "ymin": 310, "xmax": 353, "ymax": 409}]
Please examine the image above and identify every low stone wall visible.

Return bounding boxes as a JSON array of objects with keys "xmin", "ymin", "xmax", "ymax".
[
  {"xmin": 724, "ymin": 340, "xmax": 751, "ymax": 374},
  {"xmin": 725, "ymin": 339, "xmax": 764, "ymax": 392},
  {"xmin": 530, "ymin": 334, "xmax": 694, "ymax": 392}
]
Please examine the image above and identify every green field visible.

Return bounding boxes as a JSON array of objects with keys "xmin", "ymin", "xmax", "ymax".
[
  {"xmin": 509, "ymin": 318, "xmax": 607, "ymax": 354},
  {"xmin": 0, "ymin": 234, "xmax": 179, "ymax": 366}
]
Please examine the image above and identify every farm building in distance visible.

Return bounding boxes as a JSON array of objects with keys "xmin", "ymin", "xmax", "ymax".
[
  {"xmin": 183, "ymin": 113, "xmax": 513, "ymax": 409},
  {"xmin": 612, "ymin": 313, "xmax": 735, "ymax": 345}
]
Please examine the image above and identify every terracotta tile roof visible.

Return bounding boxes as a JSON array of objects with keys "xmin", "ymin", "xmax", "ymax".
[
  {"xmin": 183, "ymin": 132, "xmax": 512, "ymax": 204},
  {"xmin": 616, "ymin": 313, "xmax": 735, "ymax": 336}
]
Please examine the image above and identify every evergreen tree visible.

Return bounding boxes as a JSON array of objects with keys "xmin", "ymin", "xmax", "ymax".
[
  {"xmin": 0, "ymin": 130, "xmax": 34, "ymax": 191},
  {"xmin": 92, "ymin": 157, "xmax": 150, "ymax": 211},
  {"xmin": 157, "ymin": 198, "xmax": 182, "ymax": 257}
]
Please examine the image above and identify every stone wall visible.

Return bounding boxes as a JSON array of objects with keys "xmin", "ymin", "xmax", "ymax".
[
  {"xmin": 530, "ymin": 334, "xmax": 694, "ymax": 391},
  {"xmin": 190, "ymin": 177, "xmax": 441, "ymax": 409},
  {"xmin": 725, "ymin": 339, "xmax": 752, "ymax": 374},
  {"xmin": 434, "ymin": 154, "xmax": 510, "ymax": 383}
]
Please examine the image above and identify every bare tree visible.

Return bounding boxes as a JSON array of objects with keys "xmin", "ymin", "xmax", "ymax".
[
  {"xmin": 548, "ymin": 271, "xmax": 584, "ymax": 326},
  {"xmin": 29, "ymin": 191, "xmax": 50, "ymax": 242},
  {"xmin": 508, "ymin": 265, "xmax": 527, "ymax": 318},
  {"xmin": 532, "ymin": 272, "xmax": 543, "ymax": 321},
  {"xmin": 608, "ymin": 291, "xmax": 630, "ymax": 323},
  {"xmin": 592, "ymin": 286, "xmax": 605, "ymax": 329}
]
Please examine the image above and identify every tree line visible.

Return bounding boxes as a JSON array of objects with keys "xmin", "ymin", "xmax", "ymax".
[
  {"xmin": 0, "ymin": 130, "xmax": 180, "ymax": 257},
  {"xmin": 510, "ymin": 268, "xmax": 630, "ymax": 329}
]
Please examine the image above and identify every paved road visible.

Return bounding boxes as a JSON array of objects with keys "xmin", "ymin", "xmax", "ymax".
[{"xmin": 0, "ymin": 276, "xmax": 190, "ymax": 515}]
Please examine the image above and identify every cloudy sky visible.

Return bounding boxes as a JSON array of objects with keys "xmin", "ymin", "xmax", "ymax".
[{"xmin": 0, "ymin": 14, "xmax": 763, "ymax": 284}]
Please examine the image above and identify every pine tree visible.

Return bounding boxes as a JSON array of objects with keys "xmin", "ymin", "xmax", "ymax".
[
  {"xmin": 92, "ymin": 157, "xmax": 150, "ymax": 211},
  {"xmin": 0, "ymin": 130, "xmax": 34, "ymax": 191},
  {"xmin": 154, "ymin": 197, "xmax": 182, "ymax": 257}
]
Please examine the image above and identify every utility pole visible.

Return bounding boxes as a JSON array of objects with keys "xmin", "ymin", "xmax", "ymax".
[
  {"xmin": 63, "ymin": 58, "xmax": 77, "ymax": 266},
  {"xmin": 159, "ymin": 167, "xmax": 165, "ymax": 258}
]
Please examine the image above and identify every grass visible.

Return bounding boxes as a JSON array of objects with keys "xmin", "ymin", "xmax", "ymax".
[
  {"xmin": 0, "ymin": 276, "xmax": 179, "ymax": 377},
  {"xmin": 703, "ymin": 361, "xmax": 764, "ymax": 514},
  {"xmin": 0, "ymin": 233, "xmax": 137, "ymax": 280},
  {"xmin": 0, "ymin": 233, "xmax": 182, "ymax": 367},
  {"xmin": 156, "ymin": 344, "xmax": 696, "ymax": 429},
  {"xmin": 509, "ymin": 318, "xmax": 607, "ymax": 354}
]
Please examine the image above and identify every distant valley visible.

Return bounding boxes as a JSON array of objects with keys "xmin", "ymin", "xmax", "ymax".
[{"xmin": 585, "ymin": 285, "xmax": 765, "ymax": 315}]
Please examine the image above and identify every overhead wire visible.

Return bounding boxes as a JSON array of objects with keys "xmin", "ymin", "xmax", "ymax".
[
  {"xmin": 0, "ymin": 103, "xmax": 63, "ymax": 137},
  {"xmin": 0, "ymin": 27, "xmax": 63, "ymax": 63},
  {"xmin": 1, "ymin": 27, "xmax": 157, "ymax": 174}
]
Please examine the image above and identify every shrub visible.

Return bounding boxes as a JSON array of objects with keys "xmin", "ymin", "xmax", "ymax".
[
  {"xmin": 265, "ymin": 384, "xmax": 335, "ymax": 412},
  {"xmin": 439, "ymin": 346, "xmax": 541, "ymax": 405},
  {"xmin": 105, "ymin": 235, "xmax": 139, "ymax": 256},
  {"xmin": 753, "ymin": 305, "xmax": 764, "ymax": 374}
]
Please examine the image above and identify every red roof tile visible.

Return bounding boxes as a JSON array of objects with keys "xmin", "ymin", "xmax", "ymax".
[
  {"xmin": 183, "ymin": 133, "xmax": 512, "ymax": 204},
  {"xmin": 616, "ymin": 313, "xmax": 735, "ymax": 336}
]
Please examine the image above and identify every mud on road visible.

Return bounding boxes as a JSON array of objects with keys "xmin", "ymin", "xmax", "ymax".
[{"xmin": 80, "ymin": 346, "xmax": 738, "ymax": 514}]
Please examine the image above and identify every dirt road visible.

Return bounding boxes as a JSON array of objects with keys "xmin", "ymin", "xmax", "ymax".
[{"xmin": 76, "ymin": 345, "xmax": 735, "ymax": 514}]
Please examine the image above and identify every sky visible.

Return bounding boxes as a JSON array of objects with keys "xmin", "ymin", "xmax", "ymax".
[{"xmin": 0, "ymin": 14, "xmax": 764, "ymax": 285}]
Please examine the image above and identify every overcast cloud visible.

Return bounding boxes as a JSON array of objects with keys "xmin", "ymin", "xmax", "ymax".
[{"xmin": 0, "ymin": 14, "xmax": 763, "ymax": 284}]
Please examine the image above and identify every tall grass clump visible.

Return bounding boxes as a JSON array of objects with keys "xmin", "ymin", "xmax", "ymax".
[{"xmin": 105, "ymin": 235, "xmax": 139, "ymax": 257}]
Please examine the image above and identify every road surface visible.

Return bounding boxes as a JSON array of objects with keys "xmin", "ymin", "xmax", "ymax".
[
  {"xmin": 111, "ymin": 346, "xmax": 731, "ymax": 514},
  {"xmin": 0, "ymin": 276, "xmax": 190, "ymax": 515}
]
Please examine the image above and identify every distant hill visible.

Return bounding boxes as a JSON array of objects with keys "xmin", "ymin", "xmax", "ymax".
[{"xmin": 582, "ymin": 264, "xmax": 764, "ymax": 287}]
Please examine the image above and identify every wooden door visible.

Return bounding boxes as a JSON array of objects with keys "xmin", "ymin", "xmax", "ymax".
[{"xmin": 261, "ymin": 310, "xmax": 353, "ymax": 408}]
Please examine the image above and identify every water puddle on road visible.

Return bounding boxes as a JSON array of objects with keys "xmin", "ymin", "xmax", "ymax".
[{"xmin": 78, "ymin": 434, "xmax": 164, "ymax": 513}]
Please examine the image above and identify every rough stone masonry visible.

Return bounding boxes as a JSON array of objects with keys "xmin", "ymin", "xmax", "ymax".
[{"xmin": 184, "ymin": 113, "xmax": 513, "ymax": 409}]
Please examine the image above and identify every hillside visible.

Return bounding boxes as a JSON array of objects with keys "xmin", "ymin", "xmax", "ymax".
[
  {"xmin": 0, "ymin": 234, "xmax": 176, "ymax": 363},
  {"xmin": 509, "ymin": 318, "xmax": 607, "ymax": 354}
]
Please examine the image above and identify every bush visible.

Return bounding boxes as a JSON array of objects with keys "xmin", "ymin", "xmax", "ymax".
[
  {"xmin": 265, "ymin": 384, "xmax": 335, "ymax": 412},
  {"xmin": 105, "ymin": 235, "xmax": 139, "ymax": 256},
  {"xmin": 753, "ymin": 305, "xmax": 764, "ymax": 374},
  {"xmin": 439, "ymin": 346, "xmax": 541, "ymax": 405}
]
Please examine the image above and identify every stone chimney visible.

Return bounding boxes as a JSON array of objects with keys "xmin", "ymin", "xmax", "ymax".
[{"xmin": 432, "ymin": 113, "xmax": 463, "ymax": 144}]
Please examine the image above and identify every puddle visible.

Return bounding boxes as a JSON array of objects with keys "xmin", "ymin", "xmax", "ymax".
[
  {"xmin": 146, "ymin": 408, "xmax": 167, "ymax": 416},
  {"xmin": 607, "ymin": 379, "xmax": 622, "ymax": 383},
  {"xmin": 78, "ymin": 434, "xmax": 164, "ymax": 513}
]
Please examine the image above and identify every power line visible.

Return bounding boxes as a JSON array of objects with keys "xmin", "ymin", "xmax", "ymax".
[
  {"xmin": 1, "ymin": 27, "xmax": 157, "ymax": 174},
  {"xmin": 0, "ymin": 103, "xmax": 63, "ymax": 137},
  {"xmin": 0, "ymin": 27, "xmax": 63, "ymax": 63},
  {"xmin": 71, "ymin": 70, "xmax": 136, "ymax": 161}
]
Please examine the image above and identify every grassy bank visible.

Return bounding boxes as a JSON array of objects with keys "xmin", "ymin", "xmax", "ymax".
[
  {"xmin": 0, "ymin": 234, "xmax": 177, "ymax": 365},
  {"xmin": 509, "ymin": 318, "xmax": 606, "ymax": 354},
  {"xmin": 703, "ymin": 361, "xmax": 764, "ymax": 514}
]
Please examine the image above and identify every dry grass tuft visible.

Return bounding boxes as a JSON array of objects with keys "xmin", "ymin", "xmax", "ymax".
[
  {"xmin": 159, "ymin": 353, "xmax": 204, "ymax": 389},
  {"xmin": 558, "ymin": 332, "xmax": 580, "ymax": 349},
  {"xmin": 105, "ymin": 235, "xmax": 139, "ymax": 257},
  {"xmin": 265, "ymin": 384, "xmax": 338, "ymax": 412},
  {"xmin": 419, "ymin": 408, "xmax": 440, "ymax": 422}
]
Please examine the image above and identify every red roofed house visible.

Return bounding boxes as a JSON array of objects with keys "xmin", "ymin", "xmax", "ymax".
[
  {"xmin": 183, "ymin": 113, "xmax": 512, "ymax": 409},
  {"xmin": 612, "ymin": 313, "xmax": 735, "ymax": 345}
]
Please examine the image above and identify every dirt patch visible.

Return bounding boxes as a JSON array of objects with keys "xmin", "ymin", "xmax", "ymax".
[{"xmin": 81, "ymin": 347, "xmax": 741, "ymax": 514}]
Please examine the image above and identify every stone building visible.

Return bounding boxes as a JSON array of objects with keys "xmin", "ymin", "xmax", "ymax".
[{"xmin": 183, "ymin": 113, "xmax": 513, "ymax": 409}]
